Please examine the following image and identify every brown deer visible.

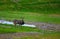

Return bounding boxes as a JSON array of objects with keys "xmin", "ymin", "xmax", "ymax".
[{"xmin": 13, "ymin": 17, "xmax": 25, "ymax": 26}]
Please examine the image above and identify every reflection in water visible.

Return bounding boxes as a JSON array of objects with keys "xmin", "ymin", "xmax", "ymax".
[{"xmin": 0, "ymin": 20, "xmax": 36, "ymax": 27}]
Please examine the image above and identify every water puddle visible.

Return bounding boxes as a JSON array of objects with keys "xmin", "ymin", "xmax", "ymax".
[{"xmin": 0, "ymin": 20, "xmax": 36, "ymax": 27}]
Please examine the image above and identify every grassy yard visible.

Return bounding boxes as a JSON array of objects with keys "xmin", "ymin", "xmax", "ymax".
[
  {"xmin": 0, "ymin": 0, "xmax": 60, "ymax": 39},
  {"xmin": 0, "ymin": 24, "xmax": 40, "ymax": 33},
  {"xmin": 13, "ymin": 31, "xmax": 60, "ymax": 39},
  {"xmin": 0, "ymin": 0, "xmax": 60, "ymax": 13},
  {"xmin": 0, "ymin": 11, "xmax": 60, "ymax": 33},
  {"xmin": 0, "ymin": 11, "xmax": 60, "ymax": 24},
  {"xmin": 19, "ymin": 34, "xmax": 60, "ymax": 39},
  {"xmin": 0, "ymin": 23, "xmax": 60, "ymax": 39}
]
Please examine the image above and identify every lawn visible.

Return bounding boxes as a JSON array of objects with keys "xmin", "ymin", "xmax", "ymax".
[
  {"xmin": 13, "ymin": 30, "xmax": 60, "ymax": 39},
  {"xmin": 0, "ymin": 11, "xmax": 60, "ymax": 33},
  {"xmin": 19, "ymin": 34, "xmax": 60, "ymax": 39},
  {"xmin": 0, "ymin": 24, "xmax": 40, "ymax": 33},
  {"xmin": 0, "ymin": 0, "xmax": 60, "ymax": 39},
  {"xmin": 0, "ymin": 23, "xmax": 60, "ymax": 39},
  {"xmin": 0, "ymin": 11, "xmax": 60, "ymax": 24}
]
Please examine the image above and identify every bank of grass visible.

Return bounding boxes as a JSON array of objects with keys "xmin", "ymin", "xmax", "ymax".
[
  {"xmin": 20, "ymin": 34, "xmax": 60, "ymax": 39},
  {"xmin": 13, "ymin": 31, "xmax": 60, "ymax": 39},
  {"xmin": 0, "ymin": 24, "xmax": 40, "ymax": 33},
  {"xmin": 0, "ymin": 0, "xmax": 60, "ymax": 13},
  {"xmin": 0, "ymin": 11, "xmax": 60, "ymax": 24}
]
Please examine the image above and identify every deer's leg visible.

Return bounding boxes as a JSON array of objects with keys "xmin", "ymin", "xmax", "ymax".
[
  {"xmin": 15, "ymin": 23, "xmax": 16, "ymax": 26},
  {"xmin": 14, "ymin": 22, "xmax": 16, "ymax": 26},
  {"xmin": 19, "ymin": 24, "xmax": 21, "ymax": 26}
]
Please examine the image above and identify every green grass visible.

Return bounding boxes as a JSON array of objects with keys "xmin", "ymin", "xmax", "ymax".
[
  {"xmin": 0, "ymin": 0, "xmax": 60, "ymax": 39},
  {"xmin": 20, "ymin": 34, "xmax": 60, "ymax": 39},
  {"xmin": 13, "ymin": 31, "xmax": 60, "ymax": 39},
  {"xmin": 0, "ymin": 0, "xmax": 60, "ymax": 13},
  {"xmin": 0, "ymin": 24, "xmax": 40, "ymax": 33},
  {"xmin": 0, "ymin": 11, "xmax": 60, "ymax": 33},
  {"xmin": 0, "ymin": 11, "xmax": 60, "ymax": 24}
]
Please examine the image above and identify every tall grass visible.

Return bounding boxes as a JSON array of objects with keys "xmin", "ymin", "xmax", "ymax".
[{"xmin": 0, "ymin": 0, "xmax": 60, "ymax": 13}]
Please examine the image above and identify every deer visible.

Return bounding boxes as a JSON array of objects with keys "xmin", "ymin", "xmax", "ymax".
[{"xmin": 13, "ymin": 17, "xmax": 25, "ymax": 26}]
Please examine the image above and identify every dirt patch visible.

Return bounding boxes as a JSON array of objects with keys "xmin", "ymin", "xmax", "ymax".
[
  {"xmin": 49, "ymin": 14, "xmax": 60, "ymax": 17},
  {"xmin": 25, "ymin": 12, "xmax": 43, "ymax": 16},
  {"xmin": 0, "ymin": 32, "xmax": 40, "ymax": 39},
  {"xmin": 25, "ymin": 21, "xmax": 60, "ymax": 31}
]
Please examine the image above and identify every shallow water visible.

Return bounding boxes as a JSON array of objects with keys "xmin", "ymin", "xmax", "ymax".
[{"xmin": 0, "ymin": 20, "xmax": 36, "ymax": 27}]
